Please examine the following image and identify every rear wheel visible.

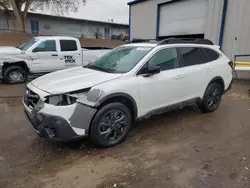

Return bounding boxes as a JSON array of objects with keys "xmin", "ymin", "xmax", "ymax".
[
  {"xmin": 90, "ymin": 102, "xmax": 132, "ymax": 148},
  {"xmin": 199, "ymin": 82, "xmax": 223, "ymax": 113},
  {"xmin": 3, "ymin": 66, "xmax": 28, "ymax": 84}
]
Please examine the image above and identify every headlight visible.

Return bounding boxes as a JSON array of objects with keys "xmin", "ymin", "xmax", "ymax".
[{"xmin": 45, "ymin": 94, "xmax": 77, "ymax": 106}]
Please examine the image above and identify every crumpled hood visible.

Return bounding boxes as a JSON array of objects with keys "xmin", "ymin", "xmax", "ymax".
[
  {"xmin": 0, "ymin": 46, "xmax": 27, "ymax": 64},
  {"xmin": 31, "ymin": 67, "xmax": 122, "ymax": 94},
  {"xmin": 0, "ymin": 46, "xmax": 22, "ymax": 54}
]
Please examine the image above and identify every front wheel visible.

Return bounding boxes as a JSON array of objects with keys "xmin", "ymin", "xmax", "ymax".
[
  {"xmin": 199, "ymin": 82, "xmax": 223, "ymax": 113},
  {"xmin": 90, "ymin": 102, "xmax": 132, "ymax": 148},
  {"xmin": 3, "ymin": 66, "xmax": 28, "ymax": 84}
]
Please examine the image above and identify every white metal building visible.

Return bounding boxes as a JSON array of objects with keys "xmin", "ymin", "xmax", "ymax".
[
  {"xmin": 128, "ymin": 0, "xmax": 250, "ymax": 60},
  {"xmin": 0, "ymin": 12, "xmax": 128, "ymax": 40}
]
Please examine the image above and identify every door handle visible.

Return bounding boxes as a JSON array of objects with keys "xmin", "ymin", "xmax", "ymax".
[
  {"xmin": 175, "ymin": 75, "xmax": 183, "ymax": 80},
  {"xmin": 206, "ymin": 68, "xmax": 212, "ymax": 73},
  {"xmin": 51, "ymin": 54, "xmax": 58, "ymax": 57}
]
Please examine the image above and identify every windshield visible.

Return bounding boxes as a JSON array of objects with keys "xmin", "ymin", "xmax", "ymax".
[
  {"xmin": 18, "ymin": 38, "xmax": 37, "ymax": 51},
  {"xmin": 85, "ymin": 46, "xmax": 152, "ymax": 73}
]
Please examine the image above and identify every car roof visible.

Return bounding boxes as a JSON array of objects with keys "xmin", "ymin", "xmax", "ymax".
[
  {"xmin": 123, "ymin": 43, "xmax": 158, "ymax": 47},
  {"xmin": 34, "ymin": 36, "xmax": 78, "ymax": 40},
  {"xmin": 123, "ymin": 42, "xmax": 220, "ymax": 50}
]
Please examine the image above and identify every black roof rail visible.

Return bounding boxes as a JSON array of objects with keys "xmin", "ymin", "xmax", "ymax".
[
  {"xmin": 157, "ymin": 38, "xmax": 214, "ymax": 45},
  {"xmin": 129, "ymin": 38, "xmax": 157, "ymax": 43}
]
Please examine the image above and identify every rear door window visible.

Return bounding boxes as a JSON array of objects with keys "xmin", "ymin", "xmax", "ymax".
[
  {"xmin": 60, "ymin": 40, "xmax": 77, "ymax": 51},
  {"xmin": 178, "ymin": 47, "xmax": 208, "ymax": 67},
  {"xmin": 202, "ymin": 48, "xmax": 220, "ymax": 62}
]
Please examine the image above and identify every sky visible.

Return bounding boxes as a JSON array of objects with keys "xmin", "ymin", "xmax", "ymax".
[{"xmin": 31, "ymin": 0, "xmax": 131, "ymax": 24}]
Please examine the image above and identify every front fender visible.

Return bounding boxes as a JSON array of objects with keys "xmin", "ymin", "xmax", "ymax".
[
  {"xmin": 0, "ymin": 54, "xmax": 30, "ymax": 63},
  {"xmin": 76, "ymin": 90, "xmax": 138, "ymax": 118}
]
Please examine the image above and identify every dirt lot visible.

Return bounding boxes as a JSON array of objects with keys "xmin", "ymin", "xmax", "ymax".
[{"xmin": 0, "ymin": 81, "xmax": 250, "ymax": 188}]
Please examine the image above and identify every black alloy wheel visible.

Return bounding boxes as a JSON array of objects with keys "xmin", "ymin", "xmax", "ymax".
[{"xmin": 90, "ymin": 102, "xmax": 132, "ymax": 148}]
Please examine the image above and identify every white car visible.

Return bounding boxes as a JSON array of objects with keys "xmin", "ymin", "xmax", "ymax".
[
  {"xmin": 23, "ymin": 38, "xmax": 233, "ymax": 147},
  {"xmin": 0, "ymin": 36, "xmax": 110, "ymax": 84}
]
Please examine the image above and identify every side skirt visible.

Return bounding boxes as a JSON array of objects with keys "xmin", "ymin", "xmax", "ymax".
[{"xmin": 136, "ymin": 97, "xmax": 201, "ymax": 121}]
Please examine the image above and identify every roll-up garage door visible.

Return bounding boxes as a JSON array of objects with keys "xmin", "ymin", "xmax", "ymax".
[{"xmin": 159, "ymin": 0, "xmax": 208, "ymax": 37}]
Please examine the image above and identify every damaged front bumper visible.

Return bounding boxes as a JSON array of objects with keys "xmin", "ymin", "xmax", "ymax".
[{"xmin": 23, "ymin": 99, "xmax": 97, "ymax": 142}]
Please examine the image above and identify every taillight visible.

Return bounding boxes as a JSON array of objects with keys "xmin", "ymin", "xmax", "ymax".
[{"xmin": 228, "ymin": 61, "xmax": 234, "ymax": 68}]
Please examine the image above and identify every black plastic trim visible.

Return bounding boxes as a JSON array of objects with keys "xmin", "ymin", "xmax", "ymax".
[
  {"xmin": 136, "ymin": 97, "xmax": 201, "ymax": 121},
  {"xmin": 208, "ymin": 76, "xmax": 225, "ymax": 90},
  {"xmin": 96, "ymin": 92, "xmax": 138, "ymax": 118}
]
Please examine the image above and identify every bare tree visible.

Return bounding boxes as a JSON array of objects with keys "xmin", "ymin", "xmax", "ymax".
[{"xmin": 0, "ymin": 0, "xmax": 85, "ymax": 31}]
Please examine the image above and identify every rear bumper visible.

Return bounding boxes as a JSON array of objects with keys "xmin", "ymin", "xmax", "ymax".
[
  {"xmin": 0, "ymin": 65, "xmax": 3, "ymax": 79},
  {"xmin": 224, "ymin": 79, "xmax": 233, "ymax": 94}
]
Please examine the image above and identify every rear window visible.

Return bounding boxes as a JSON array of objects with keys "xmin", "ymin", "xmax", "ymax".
[
  {"xmin": 60, "ymin": 40, "xmax": 77, "ymax": 51},
  {"xmin": 202, "ymin": 48, "xmax": 220, "ymax": 62},
  {"xmin": 178, "ymin": 47, "xmax": 208, "ymax": 67}
]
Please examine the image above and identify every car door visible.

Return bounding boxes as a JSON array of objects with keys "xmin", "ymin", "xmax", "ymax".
[
  {"xmin": 59, "ymin": 40, "xmax": 82, "ymax": 69},
  {"xmin": 177, "ymin": 47, "xmax": 210, "ymax": 101},
  {"xmin": 137, "ymin": 47, "xmax": 184, "ymax": 116},
  {"xmin": 30, "ymin": 39, "xmax": 63, "ymax": 73}
]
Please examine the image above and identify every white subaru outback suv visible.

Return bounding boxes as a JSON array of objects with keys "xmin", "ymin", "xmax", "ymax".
[{"xmin": 23, "ymin": 38, "xmax": 233, "ymax": 147}]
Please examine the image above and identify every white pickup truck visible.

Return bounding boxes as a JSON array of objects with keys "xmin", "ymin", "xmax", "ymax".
[{"xmin": 0, "ymin": 36, "xmax": 111, "ymax": 84}]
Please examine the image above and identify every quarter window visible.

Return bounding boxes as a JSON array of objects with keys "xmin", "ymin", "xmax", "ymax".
[
  {"xmin": 148, "ymin": 48, "xmax": 178, "ymax": 71},
  {"xmin": 60, "ymin": 40, "xmax": 77, "ymax": 51},
  {"xmin": 178, "ymin": 47, "xmax": 208, "ymax": 67},
  {"xmin": 33, "ymin": 40, "xmax": 56, "ymax": 52},
  {"xmin": 202, "ymin": 48, "xmax": 220, "ymax": 62}
]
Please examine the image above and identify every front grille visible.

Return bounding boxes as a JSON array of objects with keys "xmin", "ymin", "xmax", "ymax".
[{"xmin": 24, "ymin": 88, "xmax": 40, "ymax": 108}]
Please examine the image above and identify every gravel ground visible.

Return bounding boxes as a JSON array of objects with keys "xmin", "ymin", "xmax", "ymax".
[{"xmin": 0, "ymin": 81, "xmax": 249, "ymax": 188}]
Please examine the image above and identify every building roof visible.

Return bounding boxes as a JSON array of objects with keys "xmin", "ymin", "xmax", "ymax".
[
  {"xmin": 127, "ymin": 0, "xmax": 147, "ymax": 5},
  {"xmin": 0, "ymin": 9, "xmax": 128, "ymax": 27},
  {"xmin": 27, "ymin": 12, "xmax": 128, "ymax": 27}
]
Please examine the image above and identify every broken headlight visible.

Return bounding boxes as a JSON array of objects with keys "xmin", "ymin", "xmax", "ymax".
[{"xmin": 45, "ymin": 94, "xmax": 77, "ymax": 106}]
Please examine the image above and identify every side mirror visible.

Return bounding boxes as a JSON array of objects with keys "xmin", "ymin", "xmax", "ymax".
[
  {"xmin": 142, "ymin": 65, "xmax": 161, "ymax": 77},
  {"xmin": 148, "ymin": 65, "xmax": 161, "ymax": 74},
  {"xmin": 32, "ymin": 48, "xmax": 38, "ymax": 53}
]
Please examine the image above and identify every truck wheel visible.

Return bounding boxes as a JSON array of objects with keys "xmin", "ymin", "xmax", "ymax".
[
  {"xmin": 90, "ymin": 102, "xmax": 132, "ymax": 148},
  {"xmin": 3, "ymin": 66, "xmax": 28, "ymax": 84},
  {"xmin": 199, "ymin": 82, "xmax": 223, "ymax": 113}
]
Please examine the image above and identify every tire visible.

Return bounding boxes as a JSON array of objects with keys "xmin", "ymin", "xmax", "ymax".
[
  {"xmin": 199, "ymin": 82, "xmax": 223, "ymax": 113},
  {"xmin": 90, "ymin": 102, "xmax": 132, "ymax": 148},
  {"xmin": 3, "ymin": 66, "xmax": 28, "ymax": 84}
]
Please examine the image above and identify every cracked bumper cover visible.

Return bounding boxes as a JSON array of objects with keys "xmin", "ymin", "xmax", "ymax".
[{"xmin": 23, "ymin": 101, "xmax": 97, "ymax": 142}]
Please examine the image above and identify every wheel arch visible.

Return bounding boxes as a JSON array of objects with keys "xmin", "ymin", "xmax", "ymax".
[
  {"xmin": 3, "ymin": 61, "xmax": 30, "ymax": 73},
  {"xmin": 95, "ymin": 92, "xmax": 138, "ymax": 120},
  {"xmin": 203, "ymin": 76, "xmax": 225, "ymax": 98},
  {"xmin": 208, "ymin": 76, "xmax": 225, "ymax": 90}
]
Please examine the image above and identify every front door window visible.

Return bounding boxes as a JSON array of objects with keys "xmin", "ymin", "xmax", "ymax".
[{"xmin": 33, "ymin": 40, "xmax": 56, "ymax": 52}]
